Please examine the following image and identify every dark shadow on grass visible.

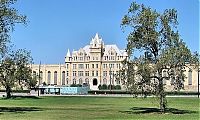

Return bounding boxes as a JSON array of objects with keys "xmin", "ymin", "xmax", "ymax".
[
  {"xmin": 0, "ymin": 107, "xmax": 42, "ymax": 114},
  {"xmin": 1, "ymin": 95, "xmax": 41, "ymax": 100},
  {"xmin": 120, "ymin": 107, "xmax": 197, "ymax": 114}
]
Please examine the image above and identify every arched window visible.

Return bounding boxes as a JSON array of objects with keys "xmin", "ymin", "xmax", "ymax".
[
  {"xmin": 54, "ymin": 71, "xmax": 57, "ymax": 85},
  {"xmin": 39, "ymin": 71, "xmax": 43, "ymax": 84},
  {"xmin": 66, "ymin": 78, "xmax": 69, "ymax": 85},
  {"xmin": 188, "ymin": 69, "xmax": 192, "ymax": 85},
  {"xmin": 62, "ymin": 71, "xmax": 65, "ymax": 85},
  {"xmin": 103, "ymin": 78, "xmax": 107, "ymax": 85},
  {"xmin": 93, "ymin": 78, "xmax": 98, "ymax": 86},
  {"xmin": 85, "ymin": 78, "xmax": 89, "ymax": 85},
  {"xmin": 47, "ymin": 71, "xmax": 51, "ymax": 85},
  {"xmin": 73, "ymin": 78, "xmax": 76, "ymax": 84},
  {"xmin": 79, "ymin": 78, "xmax": 83, "ymax": 85}
]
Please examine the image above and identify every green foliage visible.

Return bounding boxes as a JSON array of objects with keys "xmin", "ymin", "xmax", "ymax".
[
  {"xmin": 0, "ymin": 49, "xmax": 33, "ymax": 98},
  {"xmin": 0, "ymin": 0, "xmax": 27, "ymax": 54},
  {"xmin": 98, "ymin": 84, "xmax": 108, "ymax": 90},
  {"xmin": 70, "ymin": 84, "xmax": 77, "ymax": 87},
  {"xmin": 42, "ymin": 82, "xmax": 47, "ymax": 86},
  {"xmin": 98, "ymin": 84, "xmax": 101, "ymax": 90},
  {"xmin": 101, "ymin": 84, "xmax": 108, "ymax": 90},
  {"xmin": 121, "ymin": 2, "xmax": 199, "ymax": 112},
  {"xmin": 114, "ymin": 85, "xmax": 121, "ymax": 90},
  {"xmin": 0, "ymin": 0, "xmax": 29, "ymax": 99},
  {"xmin": 70, "ymin": 84, "xmax": 82, "ymax": 87},
  {"xmin": 98, "ymin": 84, "xmax": 121, "ymax": 90}
]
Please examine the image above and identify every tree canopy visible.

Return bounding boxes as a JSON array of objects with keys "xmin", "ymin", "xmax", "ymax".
[
  {"xmin": 0, "ymin": 0, "xmax": 35, "ymax": 98},
  {"xmin": 121, "ymin": 2, "xmax": 199, "ymax": 112},
  {"xmin": 0, "ymin": 0, "xmax": 26, "ymax": 54}
]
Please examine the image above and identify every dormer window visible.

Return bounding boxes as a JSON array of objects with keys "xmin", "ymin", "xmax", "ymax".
[{"xmin": 94, "ymin": 44, "xmax": 96, "ymax": 47}]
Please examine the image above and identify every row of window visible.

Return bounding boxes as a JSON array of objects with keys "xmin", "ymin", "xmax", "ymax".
[
  {"xmin": 33, "ymin": 69, "xmax": 194, "ymax": 85},
  {"xmin": 69, "ymin": 55, "xmax": 125, "ymax": 62},
  {"xmin": 33, "ymin": 71, "xmax": 66, "ymax": 85},
  {"xmin": 71, "ymin": 71, "xmax": 118, "ymax": 77},
  {"xmin": 71, "ymin": 78, "xmax": 121, "ymax": 85},
  {"xmin": 68, "ymin": 63, "xmax": 121, "ymax": 69}
]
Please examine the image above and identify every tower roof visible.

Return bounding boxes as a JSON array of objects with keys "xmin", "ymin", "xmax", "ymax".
[
  {"xmin": 66, "ymin": 49, "xmax": 71, "ymax": 57},
  {"xmin": 90, "ymin": 33, "xmax": 103, "ymax": 45}
]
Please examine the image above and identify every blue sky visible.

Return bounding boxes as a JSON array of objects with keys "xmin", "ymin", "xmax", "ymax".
[{"xmin": 11, "ymin": 0, "xmax": 199, "ymax": 64}]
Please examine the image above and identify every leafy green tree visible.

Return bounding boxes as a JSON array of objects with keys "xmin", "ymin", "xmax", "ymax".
[
  {"xmin": 0, "ymin": 0, "xmax": 27, "ymax": 54},
  {"xmin": 0, "ymin": 49, "xmax": 34, "ymax": 98},
  {"xmin": 121, "ymin": 2, "xmax": 199, "ymax": 112}
]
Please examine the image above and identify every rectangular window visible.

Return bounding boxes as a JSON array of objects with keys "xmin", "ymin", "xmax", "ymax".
[
  {"xmin": 73, "ymin": 71, "xmax": 77, "ymax": 76},
  {"xmin": 92, "ymin": 64, "xmax": 94, "ymax": 68},
  {"xmin": 78, "ymin": 64, "xmax": 84, "ymax": 69},
  {"xmin": 92, "ymin": 71, "xmax": 94, "ymax": 76},
  {"xmin": 85, "ymin": 71, "xmax": 89, "ymax": 76},
  {"xmin": 73, "ymin": 64, "xmax": 77, "ymax": 69},
  {"xmin": 96, "ymin": 64, "xmax": 98, "ymax": 68},
  {"xmin": 188, "ymin": 70, "xmax": 192, "ymax": 85},
  {"xmin": 103, "ymin": 71, "xmax": 107, "ymax": 76},
  {"xmin": 66, "ymin": 71, "xmax": 69, "ymax": 76},
  {"xmin": 85, "ymin": 64, "xmax": 89, "ymax": 69},
  {"xmin": 96, "ymin": 71, "xmax": 98, "ymax": 76},
  {"xmin": 80, "ymin": 57, "xmax": 83, "ymax": 61},
  {"xmin": 78, "ymin": 71, "xmax": 84, "ymax": 76},
  {"xmin": 66, "ymin": 64, "xmax": 69, "ymax": 69}
]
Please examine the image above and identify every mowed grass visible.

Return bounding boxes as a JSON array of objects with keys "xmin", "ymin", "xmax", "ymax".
[{"xmin": 0, "ymin": 96, "xmax": 199, "ymax": 120}]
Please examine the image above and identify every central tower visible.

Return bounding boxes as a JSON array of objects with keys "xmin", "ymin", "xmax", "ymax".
[{"xmin": 89, "ymin": 33, "xmax": 104, "ymax": 90}]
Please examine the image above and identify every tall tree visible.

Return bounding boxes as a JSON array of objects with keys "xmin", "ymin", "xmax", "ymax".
[
  {"xmin": 0, "ymin": 0, "xmax": 26, "ymax": 54},
  {"xmin": 121, "ymin": 2, "xmax": 199, "ymax": 112},
  {"xmin": 0, "ymin": 49, "xmax": 34, "ymax": 98}
]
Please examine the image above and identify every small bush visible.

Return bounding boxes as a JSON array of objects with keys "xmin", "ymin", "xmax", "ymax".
[
  {"xmin": 101, "ymin": 84, "xmax": 108, "ymax": 90},
  {"xmin": 114, "ymin": 85, "xmax": 121, "ymax": 90},
  {"xmin": 70, "ymin": 84, "xmax": 77, "ymax": 87},
  {"xmin": 98, "ymin": 85, "xmax": 102, "ymax": 90},
  {"xmin": 70, "ymin": 84, "xmax": 82, "ymax": 87},
  {"xmin": 76, "ymin": 84, "xmax": 82, "ymax": 87}
]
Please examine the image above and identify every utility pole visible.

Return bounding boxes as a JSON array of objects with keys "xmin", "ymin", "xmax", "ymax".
[
  {"xmin": 109, "ymin": 65, "xmax": 112, "ymax": 91},
  {"xmin": 38, "ymin": 61, "xmax": 41, "ymax": 96},
  {"xmin": 198, "ymin": 67, "xmax": 199, "ymax": 98}
]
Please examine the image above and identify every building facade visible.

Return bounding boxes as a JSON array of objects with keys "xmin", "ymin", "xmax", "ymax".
[
  {"xmin": 31, "ymin": 33, "xmax": 199, "ymax": 91},
  {"xmin": 31, "ymin": 33, "xmax": 128, "ymax": 90}
]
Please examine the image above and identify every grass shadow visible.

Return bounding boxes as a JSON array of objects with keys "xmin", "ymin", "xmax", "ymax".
[
  {"xmin": 120, "ymin": 107, "xmax": 197, "ymax": 115},
  {"xmin": 0, "ymin": 107, "xmax": 42, "ymax": 114},
  {"xmin": 1, "ymin": 95, "xmax": 41, "ymax": 100}
]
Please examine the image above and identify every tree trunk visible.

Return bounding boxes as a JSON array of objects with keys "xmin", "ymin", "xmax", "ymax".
[
  {"xmin": 6, "ymin": 85, "xmax": 12, "ymax": 99},
  {"xmin": 159, "ymin": 78, "xmax": 166, "ymax": 113}
]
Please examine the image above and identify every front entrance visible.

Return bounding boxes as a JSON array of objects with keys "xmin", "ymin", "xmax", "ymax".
[{"xmin": 93, "ymin": 78, "xmax": 98, "ymax": 86}]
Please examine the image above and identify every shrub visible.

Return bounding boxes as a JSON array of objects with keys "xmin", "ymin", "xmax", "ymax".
[
  {"xmin": 114, "ymin": 85, "xmax": 121, "ymax": 90},
  {"xmin": 98, "ymin": 85, "xmax": 102, "ymax": 90},
  {"xmin": 76, "ymin": 84, "xmax": 82, "ymax": 87},
  {"xmin": 101, "ymin": 84, "xmax": 108, "ymax": 90},
  {"xmin": 70, "ymin": 84, "xmax": 82, "ymax": 87},
  {"xmin": 70, "ymin": 84, "xmax": 77, "ymax": 87}
]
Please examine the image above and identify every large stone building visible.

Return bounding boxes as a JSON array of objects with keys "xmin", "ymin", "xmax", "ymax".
[
  {"xmin": 31, "ymin": 33, "xmax": 128, "ymax": 90},
  {"xmin": 31, "ymin": 33, "xmax": 199, "ymax": 91}
]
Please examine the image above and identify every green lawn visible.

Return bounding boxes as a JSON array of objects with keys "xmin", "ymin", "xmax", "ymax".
[{"xmin": 0, "ymin": 96, "xmax": 199, "ymax": 120}]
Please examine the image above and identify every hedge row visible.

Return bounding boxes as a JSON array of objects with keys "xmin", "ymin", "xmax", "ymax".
[
  {"xmin": 88, "ymin": 90, "xmax": 199, "ymax": 95},
  {"xmin": 98, "ymin": 84, "xmax": 121, "ymax": 90}
]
